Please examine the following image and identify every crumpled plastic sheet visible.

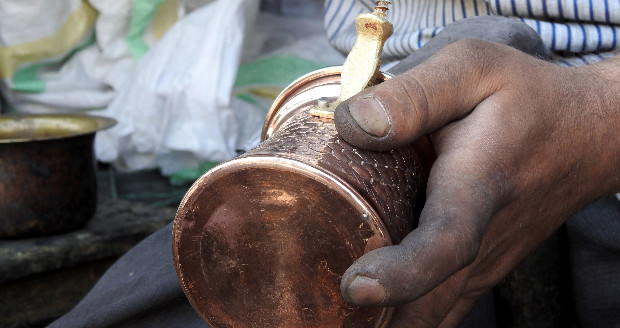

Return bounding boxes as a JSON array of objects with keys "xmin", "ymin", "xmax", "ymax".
[
  {"xmin": 95, "ymin": 0, "xmax": 260, "ymax": 174},
  {"xmin": 98, "ymin": 4, "xmax": 347, "ymax": 176}
]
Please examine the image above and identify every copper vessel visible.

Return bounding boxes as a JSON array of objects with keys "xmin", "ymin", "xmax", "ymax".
[
  {"xmin": 173, "ymin": 67, "xmax": 428, "ymax": 327},
  {"xmin": 0, "ymin": 114, "xmax": 115, "ymax": 238}
]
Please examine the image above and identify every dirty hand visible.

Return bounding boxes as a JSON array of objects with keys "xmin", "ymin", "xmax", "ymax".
[{"xmin": 334, "ymin": 39, "xmax": 620, "ymax": 327}]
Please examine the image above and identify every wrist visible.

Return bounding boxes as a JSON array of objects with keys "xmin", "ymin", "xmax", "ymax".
[{"xmin": 581, "ymin": 56, "xmax": 620, "ymax": 195}]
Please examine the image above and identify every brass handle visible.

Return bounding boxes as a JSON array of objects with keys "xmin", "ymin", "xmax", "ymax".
[{"xmin": 310, "ymin": 1, "xmax": 393, "ymax": 119}]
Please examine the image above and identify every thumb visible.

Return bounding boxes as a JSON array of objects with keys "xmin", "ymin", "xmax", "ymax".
[{"xmin": 334, "ymin": 39, "xmax": 508, "ymax": 151}]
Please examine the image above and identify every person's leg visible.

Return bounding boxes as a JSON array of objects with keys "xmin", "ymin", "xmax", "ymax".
[
  {"xmin": 566, "ymin": 196, "xmax": 620, "ymax": 328},
  {"xmin": 457, "ymin": 292, "xmax": 497, "ymax": 328},
  {"xmin": 47, "ymin": 222, "xmax": 207, "ymax": 328}
]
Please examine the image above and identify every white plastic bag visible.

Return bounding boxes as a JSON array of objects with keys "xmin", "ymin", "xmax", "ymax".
[
  {"xmin": 94, "ymin": 0, "xmax": 260, "ymax": 174},
  {"xmin": 0, "ymin": 0, "xmax": 186, "ymax": 113}
]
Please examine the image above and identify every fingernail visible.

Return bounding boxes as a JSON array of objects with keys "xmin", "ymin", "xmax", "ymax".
[
  {"xmin": 347, "ymin": 97, "xmax": 391, "ymax": 138},
  {"xmin": 346, "ymin": 275, "xmax": 386, "ymax": 305}
]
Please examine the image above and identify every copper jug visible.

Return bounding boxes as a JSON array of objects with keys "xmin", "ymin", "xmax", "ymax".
[{"xmin": 172, "ymin": 65, "xmax": 429, "ymax": 327}]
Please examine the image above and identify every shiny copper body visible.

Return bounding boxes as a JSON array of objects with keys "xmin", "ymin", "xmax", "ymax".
[{"xmin": 173, "ymin": 67, "xmax": 427, "ymax": 327}]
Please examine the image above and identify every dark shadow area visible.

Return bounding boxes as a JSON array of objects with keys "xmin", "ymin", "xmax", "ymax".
[{"xmin": 0, "ymin": 164, "xmax": 190, "ymax": 328}]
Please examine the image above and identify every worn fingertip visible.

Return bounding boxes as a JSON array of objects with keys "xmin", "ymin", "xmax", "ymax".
[
  {"xmin": 334, "ymin": 101, "xmax": 392, "ymax": 151},
  {"xmin": 333, "ymin": 101, "xmax": 369, "ymax": 147},
  {"xmin": 341, "ymin": 274, "xmax": 387, "ymax": 306}
]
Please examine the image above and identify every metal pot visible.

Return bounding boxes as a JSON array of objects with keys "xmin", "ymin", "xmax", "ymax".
[
  {"xmin": 0, "ymin": 114, "xmax": 116, "ymax": 239},
  {"xmin": 173, "ymin": 67, "xmax": 430, "ymax": 327}
]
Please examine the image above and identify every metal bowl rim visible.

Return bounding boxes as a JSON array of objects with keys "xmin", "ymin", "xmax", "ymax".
[{"xmin": 0, "ymin": 113, "xmax": 117, "ymax": 143}]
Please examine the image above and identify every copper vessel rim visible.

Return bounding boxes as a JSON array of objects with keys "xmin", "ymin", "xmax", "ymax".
[{"xmin": 261, "ymin": 66, "xmax": 393, "ymax": 141}]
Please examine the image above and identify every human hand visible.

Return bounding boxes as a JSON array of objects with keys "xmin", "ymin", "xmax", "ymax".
[{"xmin": 334, "ymin": 39, "xmax": 620, "ymax": 327}]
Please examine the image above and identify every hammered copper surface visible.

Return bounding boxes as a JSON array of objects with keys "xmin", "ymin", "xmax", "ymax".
[
  {"xmin": 248, "ymin": 110, "xmax": 424, "ymax": 243},
  {"xmin": 173, "ymin": 67, "xmax": 427, "ymax": 328}
]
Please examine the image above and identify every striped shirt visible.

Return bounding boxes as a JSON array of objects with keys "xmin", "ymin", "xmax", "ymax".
[{"xmin": 324, "ymin": 0, "xmax": 620, "ymax": 65}]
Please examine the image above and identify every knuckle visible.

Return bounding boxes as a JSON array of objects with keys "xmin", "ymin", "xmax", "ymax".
[
  {"xmin": 453, "ymin": 222, "xmax": 483, "ymax": 267},
  {"xmin": 442, "ymin": 39, "xmax": 500, "ymax": 65},
  {"xmin": 436, "ymin": 38, "xmax": 507, "ymax": 85},
  {"xmin": 366, "ymin": 72, "xmax": 431, "ymax": 145},
  {"xmin": 390, "ymin": 74, "xmax": 430, "ymax": 132}
]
